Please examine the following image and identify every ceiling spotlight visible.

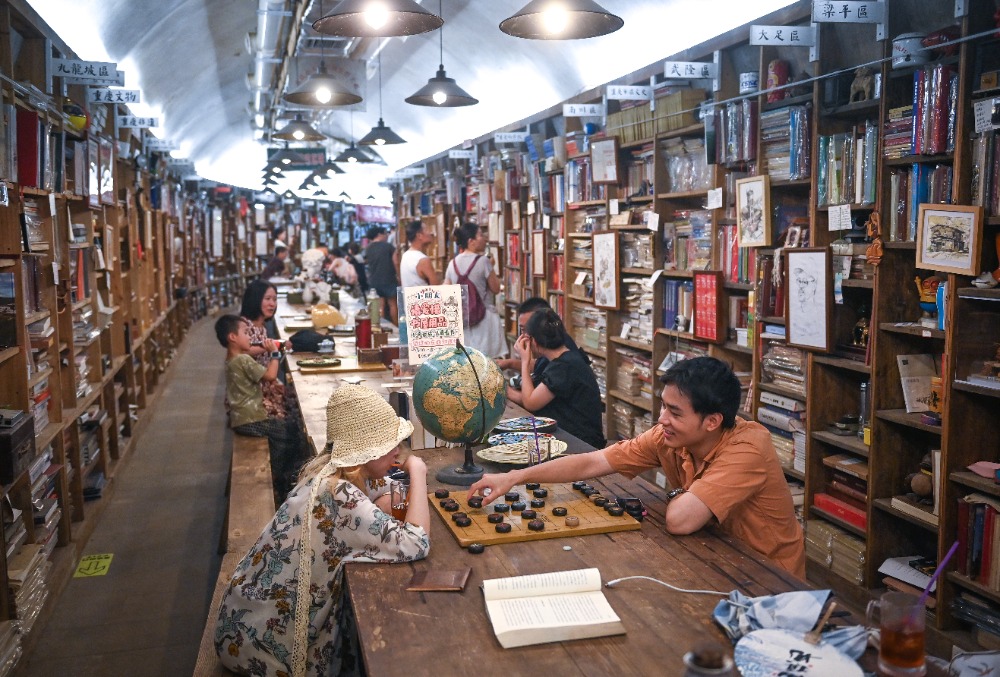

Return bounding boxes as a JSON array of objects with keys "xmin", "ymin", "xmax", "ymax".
[
  {"xmin": 282, "ymin": 190, "xmax": 296, "ymax": 198},
  {"xmin": 500, "ymin": 0, "xmax": 623, "ymax": 40},
  {"xmin": 312, "ymin": 0, "xmax": 443, "ymax": 37},
  {"xmin": 274, "ymin": 114, "xmax": 327, "ymax": 142},
  {"xmin": 283, "ymin": 61, "xmax": 362, "ymax": 107},
  {"xmin": 360, "ymin": 51, "xmax": 406, "ymax": 145},
  {"xmin": 334, "ymin": 142, "xmax": 372, "ymax": 163},
  {"xmin": 320, "ymin": 161, "xmax": 345, "ymax": 176},
  {"xmin": 406, "ymin": 1, "xmax": 477, "ymax": 107}
]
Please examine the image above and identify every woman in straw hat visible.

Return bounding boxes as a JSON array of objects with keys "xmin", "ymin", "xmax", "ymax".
[{"xmin": 215, "ymin": 384, "xmax": 430, "ymax": 677}]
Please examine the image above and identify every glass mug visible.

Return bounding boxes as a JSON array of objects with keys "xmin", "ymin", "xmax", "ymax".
[
  {"xmin": 527, "ymin": 438, "xmax": 552, "ymax": 467},
  {"xmin": 866, "ymin": 591, "xmax": 926, "ymax": 677},
  {"xmin": 390, "ymin": 479, "xmax": 409, "ymax": 521}
]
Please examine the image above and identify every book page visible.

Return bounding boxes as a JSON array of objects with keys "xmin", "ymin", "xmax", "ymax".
[
  {"xmin": 482, "ymin": 568, "xmax": 601, "ymax": 601},
  {"xmin": 485, "ymin": 590, "xmax": 625, "ymax": 648}
]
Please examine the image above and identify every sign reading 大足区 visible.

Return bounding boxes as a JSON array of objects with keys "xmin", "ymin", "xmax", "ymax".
[{"xmin": 403, "ymin": 285, "xmax": 465, "ymax": 365}]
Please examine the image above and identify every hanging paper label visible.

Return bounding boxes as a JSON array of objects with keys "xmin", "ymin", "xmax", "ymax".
[
  {"xmin": 88, "ymin": 88, "xmax": 140, "ymax": 104},
  {"xmin": 750, "ymin": 25, "xmax": 816, "ymax": 46},
  {"xmin": 117, "ymin": 115, "xmax": 158, "ymax": 128},
  {"xmin": 606, "ymin": 85, "xmax": 651, "ymax": 101},
  {"xmin": 973, "ymin": 98, "xmax": 1000, "ymax": 134},
  {"xmin": 811, "ymin": 0, "xmax": 884, "ymax": 23},
  {"xmin": 574, "ymin": 272, "xmax": 588, "ymax": 286},
  {"xmin": 527, "ymin": 200, "xmax": 536, "ymax": 215},
  {"xmin": 448, "ymin": 149, "xmax": 475, "ymax": 159},
  {"xmin": 144, "ymin": 138, "xmax": 177, "ymax": 152},
  {"xmin": 542, "ymin": 215, "xmax": 550, "ymax": 230},
  {"xmin": 52, "ymin": 59, "xmax": 119, "ymax": 81},
  {"xmin": 609, "ymin": 198, "xmax": 619, "ymax": 215},
  {"xmin": 706, "ymin": 188, "xmax": 723, "ymax": 209},
  {"xmin": 663, "ymin": 61, "xmax": 717, "ymax": 79},
  {"xmin": 644, "ymin": 211, "xmax": 660, "ymax": 231},
  {"xmin": 649, "ymin": 269, "xmax": 664, "ymax": 285},
  {"xmin": 828, "ymin": 204, "xmax": 852, "ymax": 231},
  {"xmin": 620, "ymin": 323, "xmax": 632, "ymax": 339},
  {"xmin": 563, "ymin": 103, "xmax": 605, "ymax": 117},
  {"xmin": 494, "ymin": 132, "xmax": 528, "ymax": 144}
]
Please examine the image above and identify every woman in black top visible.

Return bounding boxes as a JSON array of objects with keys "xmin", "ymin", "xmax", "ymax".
[{"xmin": 507, "ymin": 309, "xmax": 606, "ymax": 449}]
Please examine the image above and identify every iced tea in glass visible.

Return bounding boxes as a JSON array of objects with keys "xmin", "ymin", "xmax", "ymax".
[{"xmin": 867, "ymin": 591, "xmax": 926, "ymax": 676}]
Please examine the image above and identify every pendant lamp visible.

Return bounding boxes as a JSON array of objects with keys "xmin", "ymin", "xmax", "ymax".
[
  {"xmin": 270, "ymin": 146, "xmax": 306, "ymax": 166},
  {"xmin": 334, "ymin": 112, "xmax": 374, "ymax": 163},
  {"xmin": 321, "ymin": 160, "xmax": 346, "ymax": 176},
  {"xmin": 285, "ymin": 0, "xmax": 363, "ymax": 106},
  {"xmin": 339, "ymin": 191, "xmax": 352, "ymax": 200},
  {"xmin": 274, "ymin": 114, "xmax": 327, "ymax": 142},
  {"xmin": 314, "ymin": 189, "xmax": 329, "ymax": 197},
  {"xmin": 360, "ymin": 50, "xmax": 406, "ymax": 145},
  {"xmin": 313, "ymin": 0, "xmax": 443, "ymax": 37},
  {"xmin": 500, "ymin": 0, "xmax": 623, "ymax": 39},
  {"xmin": 262, "ymin": 175, "xmax": 279, "ymax": 186},
  {"xmin": 405, "ymin": 0, "xmax": 477, "ymax": 107}
]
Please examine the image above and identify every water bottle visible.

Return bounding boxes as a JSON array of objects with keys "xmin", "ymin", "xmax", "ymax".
[
  {"xmin": 355, "ymin": 305, "xmax": 372, "ymax": 351},
  {"xmin": 367, "ymin": 288, "xmax": 381, "ymax": 325}
]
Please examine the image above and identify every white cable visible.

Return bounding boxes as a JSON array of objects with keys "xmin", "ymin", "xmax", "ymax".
[{"xmin": 605, "ymin": 575, "xmax": 729, "ymax": 598}]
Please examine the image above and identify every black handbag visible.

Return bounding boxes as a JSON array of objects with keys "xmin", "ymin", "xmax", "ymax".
[{"xmin": 289, "ymin": 330, "xmax": 332, "ymax": 353}]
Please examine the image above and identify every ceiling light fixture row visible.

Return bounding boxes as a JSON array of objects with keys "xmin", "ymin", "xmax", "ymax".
[
  {"xmin": 312, "ymin": 0, "xmax": 622, "ymax": 40},
  {"xmin": 359, "ymin": 48, "xmax": 405, "ymax": 145},
  {"xmin": 405, "ymin": 0, "xmax": 476, "ymax": 107}
]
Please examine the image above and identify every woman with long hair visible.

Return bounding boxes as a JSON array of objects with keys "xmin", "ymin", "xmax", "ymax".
[
  {"xmin": 240, "ymin": 279, "xmax": 288, "ymax": 418},
  {"xmin": 215, "ymin": 385, "xmax": 430, "ymax": 676},
  {"xmin": 444, "ymin": 222, "xmax": 507, "ymax": 358}
]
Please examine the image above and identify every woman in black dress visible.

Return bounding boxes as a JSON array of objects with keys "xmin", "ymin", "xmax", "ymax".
[{"xmin": 506, "ymin": 309, "xmax": 606, "ymax": 449}]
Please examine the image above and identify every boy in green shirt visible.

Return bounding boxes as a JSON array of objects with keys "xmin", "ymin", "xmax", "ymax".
[{"xmin": 215, "ymin": 314, "xmax": 301, "ymax": 497}]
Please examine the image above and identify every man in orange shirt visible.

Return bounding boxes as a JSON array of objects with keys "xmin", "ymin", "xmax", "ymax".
[{"xmin": 469, "ymin": 356, "xmax": 805, "ymax": 578}]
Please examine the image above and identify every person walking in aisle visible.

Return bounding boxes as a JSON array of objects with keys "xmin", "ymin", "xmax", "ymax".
[
  {"xmin": 215, "ymin": 385, "xmax": 429, "ymax": 677},
  {"xmin": 260, "ymin": 245, "xmax": 289, "ymax": 280},
  {"xmin": 365, "ymin": 226, "xmax": 400, "ymax": 324},
  {"xmin": 444, "ymin": 222, "xmax": 508, "ymax": 359},
  {"xmin": 399, "ymin": 220, "xmax": 441, "ymax": 289},
  {"xmin": 346, "ymin": 242, "xmax": 368, "ymax": 295}
]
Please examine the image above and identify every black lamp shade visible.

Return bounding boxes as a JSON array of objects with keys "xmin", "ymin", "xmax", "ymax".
[
  {"xmin": 500, "ymin": 0, "xmax": 623, "ymax": 40},
  {"xmin": 358, "ymin": 118, "xmax": 406, "ymax": 145},
  {"xmin": 334, "ymin": 142, "xmax": 373, "ymax": 163},
  {"xmin": 313, "ymin": 0, "xmax": 443, "ymax": 37},
  {"xmin": 321, "ymin": 161, "xmax": 346, "ymax": 175},
  {"xmin": 274, "ymin": 115, "xmax": 326, "ymax": 142},
  {"xmin": 405, "ymin": 66, "xmax": 478, "ymax": 107},
  {"xmin": 283, "ymin": 63, "xmax": 362, "ymax": 106}
]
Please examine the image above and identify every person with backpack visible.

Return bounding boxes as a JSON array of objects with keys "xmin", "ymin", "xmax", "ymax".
[{"xmin": 444, "ymin": 222, "xmax": 508, "ymax": 358}]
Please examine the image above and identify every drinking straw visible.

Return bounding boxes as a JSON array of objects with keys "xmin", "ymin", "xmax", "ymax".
[
  {"xmin": 913, "ymin": 540, "xmax": 959, "ymax": 619},
  {"xmin": 531, "ymin": 416, "xmax": 540, "ymax": 466}
]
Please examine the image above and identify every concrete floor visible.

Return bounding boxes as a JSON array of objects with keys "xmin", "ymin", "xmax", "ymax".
[{"xmin": 18, "ymin": 312, "xmax": 230, "ymax": 676}]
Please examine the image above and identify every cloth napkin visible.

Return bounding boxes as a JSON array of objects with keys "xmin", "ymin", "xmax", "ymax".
[{"xmin": 713, "ymin": 589, "xmax": 868, "ymax": 659}]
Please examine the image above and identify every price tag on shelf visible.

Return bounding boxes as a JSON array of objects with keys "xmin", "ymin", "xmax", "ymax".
[
  {"xmin": 574, "ymin": 272, "xmax": 588, "ymax": 286},
  {"xmin": 706, "ymin": 188, "xmax": 723, "ymax": 209},
  {"xmin": 48, "ymin": 193, "xmax": 57, "ymax": 218},
  {"xmin": 828, "ymin": 203, "xmax": 852, "ymax": 231},
  {"xmin": 542, "ymin": 214, "xmax": 550, "ymax": 230},
  {"xmin": 52, "ymin": 262, "xmax": 59, "ymax": 284},
  {"xmin": 620, "ymin": 323, "xmax": 632, "ymax": 339},
  {"xmin": 527, "ymin": 200, "xmax": 536, "ymax": 215},
  {"xmin": 973, "ymin": 98, "xmax": 1000, "ymax": 134},
  {"xmin": 921, "ymin": 330, "xmax": 931, "ymax": 337},
  {"xmin": 609, "ymin": 198, "xmax": 619, "ymax": 215},
  {"xmin": 644, "ymin": 211, "xmax": 660, "ymax": 231},
  {"xmin": 649, "ymin": 269, "xmax": 664, "ymax": 285}
]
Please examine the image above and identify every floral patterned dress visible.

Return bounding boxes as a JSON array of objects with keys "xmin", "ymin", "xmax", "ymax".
[
  {"xmin": 245, "ymin": 320, "xmax": 288, "ymax": 419},
  {"xmin": 214, "ymin": 475, "xmax": 429, "ymax": 677}
]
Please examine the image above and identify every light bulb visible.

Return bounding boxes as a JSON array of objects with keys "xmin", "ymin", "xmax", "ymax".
[
  {"xmin": 375, "ymin": 138, "xmax": 386, "ymax": 146},
  {"xmin": 348, "ymin": 156, "xmax": 357, "ymax": 163},
  {"xmin": 432, "ymin": 90, "xmax": 447, "ymax": 105},
  {"xmin": 315, "ymin": 86, "xmax": 332, "ymax": 104},
  {"xmin": 542, "ymin": 7, "xmax": 569, "ymax": 34},
  {"xmin": 365, "ymin": 4, "xmax": 389, "ymax": 29},
  {"xmin": 271, "ymin": 166, "xmax": 282, "ymax": 173},
  {"xmin": 293, "ymin": 129, "xmax": 305, "ymax": 140},
  {"xmin": 281, "ymin": 157, "xmax": 291, "ymax": 165}
]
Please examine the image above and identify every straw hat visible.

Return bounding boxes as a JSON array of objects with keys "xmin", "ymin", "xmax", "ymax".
[{"xmin": 325, "ymin": 384, "xmax": 413, "ymax": 467}]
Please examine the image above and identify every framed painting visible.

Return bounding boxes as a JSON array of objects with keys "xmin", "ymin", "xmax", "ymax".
[
  {"xmin": 736, "ymin": 175, "xmax": 771, "ymax": 247},
  {"xmin": 786, "ymin": 248, "xmax": 831, "ymax": 352},
  {"xmin": 531, "ymin": 230, "xmax": 546, "ymax": 277},
  {"xmin": 592, "ymin": 230, "xmax": 620, "ymax": 309},
  {"xmin": 693, "ymin": 271, "xmax": 725, "ymax": 343},
  {"xmin": 590, "ymin": 137, "xmax": 619, "ymax": 184},
  {"xmin": 915, "ymin": 204, "xmax": 983, "ymax": 276}
]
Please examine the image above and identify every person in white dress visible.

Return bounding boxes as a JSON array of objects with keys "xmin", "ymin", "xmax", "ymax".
[
  {"xmin": 444, "ymin": 222, "xmax": 508, "ymax": 359},
  {"xmin": 399, "ymin": 221, "xmax": 441, "ymax": 289},
  {"xmin": 215, "ymin": 385, "xmax": 430, "ymax": 677}
]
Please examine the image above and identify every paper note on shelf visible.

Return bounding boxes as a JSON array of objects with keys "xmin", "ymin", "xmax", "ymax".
[
  {"xmin": 878, "ymin": 556, "xmax": 935, "ymax": 592},
  {"xmin": 574, "ymin": 272, "xmax": 588, "ymax": 286},
  {"xmin": 706, "ymin": 188, "xmax": 723, "ymax": 209}
]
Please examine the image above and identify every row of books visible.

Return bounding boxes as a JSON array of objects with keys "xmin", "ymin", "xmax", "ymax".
[
  {"xmin": 717, "ymin": 224, "xmax": 756, "ymax": 284},
  {"xmin": 760, "ymin": 342, "xmax": 806, "ymax": 397},
  {"xmin": 613, "ymin": 347, "xmax": 653, "ymax": 400},
  {"xmin": 714, "ymin": 98, "xmax": 758, "ymax": 165},
  {"xmin": 664, "ymin": 210, "xmax": 711, "ymax": 272},
  {"xmin": 816, "ymin": 124, "xmax": 877, "ymax": 207},
  {"xmin": 565, "ymin": 157, "xmax": 606, "ymax": 204},
  {"xmin": 623, "ymin": 144, "xmax": 655, "ymax": 197},
  {"xmin": 661, "ymin": 279, "xmax": 694, "ymax": 332},
  {"xmin": 759, "ymin": 104, "xmax": 810, "ymax": 182},
  {"xmin": 886, "ymin": 163, "xmax": 954, "ymax": 242},
  {"xmin": 971, "ymin": 127, "xmax": 1000, "ymax": 217},
  {"xmin": 910, "ymin": 63, "xmax": 958, "ymax": 157},
  {"xmin": 956, "ymin": 493, "xmax": 1000, "ymax": 590},
  {"xmin": 609, "ymin": 397, "xmax": 653, "ymax": 442},
  {"xmin": 659, "ymin": 136, "xmax": 711, "ymax": 194},
  {"xmin": 806, "ymin": 519, "xmax": 866, "ymax": 586},
  {"xmin": 618, "ymin": 278, "xmax": 653, "ymax": 344},
  {"xmin": 883, "ymin": 105, "xmax": 914, "ymax": 159},
  {"xmin": 569, "ymin": 305, "xmax": 605, "ymax": 354}
]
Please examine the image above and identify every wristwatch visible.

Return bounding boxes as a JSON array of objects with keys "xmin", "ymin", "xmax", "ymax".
[
  {"xmin": 666, "ymin": 487, "xmax": 686, "ymax": 501},
  {"xmin": 270, "ymin": 351, "xmax": 282, "ymax": 360}
]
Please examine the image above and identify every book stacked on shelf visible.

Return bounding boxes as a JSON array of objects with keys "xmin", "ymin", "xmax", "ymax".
[
  {"xmin": 569, "ymin": 238, "xmax": 592, "ymax": 265},
  {"xmin": 757, "ymin": 391, "xmax": 804, "ymax": 473},
  {"xmin": 0, "ymin": 620, "xmax": 20, "ymax": 677},
  {"xmin": 7, "ymin": 543, "xmax": 50, "ymax": 635},
  {"xmin": 2, "ymin": 498, "xmax": 26, "ymax": 561},
  {"xmin": 879, "ymin": 556, "xmax": 936, "ymax": 607},
  {"xmin": 623, "ymin": 144, "xmax": 655, "ymax": 198},
  {"xmin": 661, "ymin": 280, "xmax": 693, "ymax": 332},
  {"xmin": 813, "ymin": 492, "xmax": 866, "ymax": 529},
  {"xmin": 569, "ymin": 305, "xmax": 605, "ymax": 353},
  {"xmin": 0, "ymin": 272, "xmax": 14, "ymax": 350},
  {"xmin": 952, "ymin": 592, "xmax": 1000, "ymax": 649},
  {"xmin": 619, "ymin": 232, "xmax": 653, "ymax": 269},
  {"xmin": 890, "ymin": 494, "xmax": 938, "ymax": 527},
  {"xmin": 760, "ymin": 344, "xmax": 806, "ymax": 397},
  {"xmin": 29, "ymin": 445, "xmax": 61, "ymax": 560},
  {"xmin": 20, "ymin": 199, "xmax": 48, "ymax": 252},
  {"xmin": 619, "ymin": 278, "xmax": 653, "ymax": 344},
  {"xmin": 910, "ymin": 63, "xmax": 957, "ymax": 156},
  {"xmin": 28, "ymin": 376, "xmax": 50, "ymax": 434},
  {"xmin": 883, "ymin": 105, "xmax": 914, "ymax": 159},
  {"xmin": 806, "ymin": 520, "xmax": 866, "ymax": 585},
  {"xmin": 664, "ymin": 210, "xmax": 711, "ymax": 272},
  {"xmin": 718, "ymin": 224, "xmax": 755, "ymax": 285},
  {"xmin": 659, "ymin": 137, "xmax": 711, "ymax": 193},
  {"xmin": 759, "ymin": 104, "xmax": 810, "ymax": 181},
  {"xmin": 956, "ymin": 493, "xmax": 1000, "ymax": 590},
  {"xmin": 970, "ymin": 127, "xmax": 1000, "ymax": 216},
  {"xmin": 74, "ymin": 354, "xmax": 92, "ymax": 400},
  {"xmin": 72, "ymin": 306, "xmax": 99, "ymax": 345},
  {"xmin": 609, "ymin": 398, "xmax": 652, "ymax": 442},
  {"xmin": 788, "ymin": 479, "xmax": 805, "ymax": 522},
  {"xmin": 816, "ymin": 123, "xmax": 877, "ymax": 207},
  {"xmin": 614, "ymin": 348, "xmax": 652, "ymax": 400},
  {"xmin": 589, "ymin": 354, "xmax": 607, "ymax": 401}
]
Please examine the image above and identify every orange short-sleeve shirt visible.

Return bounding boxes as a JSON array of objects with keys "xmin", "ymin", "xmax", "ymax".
[{"xmin": 604, "ymin": 419, "xmax": 805, "ymax": 578}]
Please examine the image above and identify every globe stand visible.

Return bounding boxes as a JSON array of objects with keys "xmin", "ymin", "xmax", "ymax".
[{"xmin": 435, "ymin": 442, "xmax": 484, "ymax": 486}]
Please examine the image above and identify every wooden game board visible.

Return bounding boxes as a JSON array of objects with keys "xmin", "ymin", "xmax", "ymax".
[{"xmin": 429, "ymin": 482, "xmax": 641, "ymax": 547}]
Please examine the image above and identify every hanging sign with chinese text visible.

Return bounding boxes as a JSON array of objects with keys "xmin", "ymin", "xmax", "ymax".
[
  {"xmin": 144, "ymin": 138, "xmax": 177, "ymax": 152},
  {"xmin": 811, "ymin": 1, "xmax": 884, "ymax": 23},
  {"xmin": 448, "ymin": 149, "xmax": 475, "ymax": 159},
  {"xmin": 88, "ymin": 88, "xmax": 140, "ymax": 105},
  {"xmin": 52, "ymin": 59, "xmax": 120, "ymax": 82},
  {"xmin": 563, "ymin": 103, "xmax": 605, "ymax": 117},
  {"xmin": 663, "ymin": 61, "xmax": 717, "ymax": 80},
  {"xmin": 117, "ymin": 115, "xmax": 158, "ymax": 128},
  {"xmin": 606, "ymin": 85, "xmax": 651, "ymax": 101},
  {"xmin": 494, "ymin": 132, "xmax": 528, "ymax": 144},
  {"xmin": 750, "ymin": 25, "xmax": 816, "ymax": 46}
]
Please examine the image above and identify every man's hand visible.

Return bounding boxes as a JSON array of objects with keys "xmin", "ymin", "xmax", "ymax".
[
  {"xmin": 514, "ymin": 335, "xmax": 531, "ymax": 366},
  {"xmin": 467, "ymin": 471, "xmax": 520, "ymax": 505}
]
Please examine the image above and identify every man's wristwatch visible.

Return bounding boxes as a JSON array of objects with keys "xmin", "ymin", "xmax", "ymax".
[{"xmin": 666, "ymin": 487, "xmax": 686, "ymax": 501}]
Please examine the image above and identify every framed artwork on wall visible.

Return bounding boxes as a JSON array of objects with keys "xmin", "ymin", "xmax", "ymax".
[
  {"xmin": 736, "ymin": 175, "xmax": 771, "ymax": 247},
  {"xmin": 786, "ymin": 248, "xmax": 831, "ymax": 352},
  {"xmin": 915, "ymin": 203, "xmax": 983, "ymax": 276},
  {"xmin": 592, "ymin": 231, "xmax": 620, "ymax": 309},
  {"xmin": 531, "ymin": 230, "xmax": 546, "ymax": 277},
  {"xmin": 590, "ymin": 137, "xmax": 619, "ymax": 184}
]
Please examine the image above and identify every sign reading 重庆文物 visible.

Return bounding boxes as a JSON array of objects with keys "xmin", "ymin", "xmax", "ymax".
[
  {"xmin": 449, "ymin": 149, "xmax": 475, "ymax": 160},
  {"xmin": 750, "ymin": 25, "xmax": 817, "ymax": 46},
  {"xmin": 494, "ymin": 132, "xmax": 528, "ymax": 144},
  {"xmin": 663, "ymin": 61, "xmax": 717, "ymax": 80},
  {"xmin": 606, "ymin": 85, "xmax": 651, "ymax": 101},
  {"xmin": 563, "ymin": 103, "xmax": 605, "ymax": 117},
  {"xmin": 117, "ymin": 115, "xmax": 158, "ymax": 128},
  {"xmin": 403, "ymin": 284, "xmax": 465, "ymax": 365},
  {"xmin": 811, "ymin": 0, "xmax": 884, "ymax": 23},
  {"xmin": 88, "ymin": 88, "xmax": 140, "ymax": 105}
]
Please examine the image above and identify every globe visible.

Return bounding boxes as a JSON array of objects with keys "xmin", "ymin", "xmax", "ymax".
[{"xmin": 412, "ymin": 344, "xmax": 506, "ymax": 445}]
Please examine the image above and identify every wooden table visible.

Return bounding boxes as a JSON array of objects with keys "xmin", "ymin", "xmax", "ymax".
[{"xmin": 344, "ymin": 448, "xmax": 807, "ymax": 675}]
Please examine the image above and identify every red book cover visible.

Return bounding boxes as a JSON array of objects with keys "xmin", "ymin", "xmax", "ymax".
[
  {"xmin": 957, "ymin": 499, "xmax": 970, "ymax": 576},
  {"xmin": 813, "ymin": 493, "xmax": 867, "ymax": 529},
  {"xmin": 980, "ymin": 506, "xmax": 996, "ymax": 585},
  {"xmin": 16, "ymin": 108, "xmax": 40, "ymax": 188}
]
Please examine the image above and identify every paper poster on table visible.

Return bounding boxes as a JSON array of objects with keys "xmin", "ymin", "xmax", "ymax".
[{"xmin": 403, "ymin": 284, "xmax": 465, "ymax": 365}]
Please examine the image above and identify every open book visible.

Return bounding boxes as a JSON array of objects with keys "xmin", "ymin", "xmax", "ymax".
[{"xmin": 483, "ymin": 568, "xmax": 625, "ymax": 649}]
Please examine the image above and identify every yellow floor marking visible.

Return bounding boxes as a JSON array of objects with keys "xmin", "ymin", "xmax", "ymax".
[{"xmin": 73, "ymin": 553, "xmax": 113, "ymax": 578}]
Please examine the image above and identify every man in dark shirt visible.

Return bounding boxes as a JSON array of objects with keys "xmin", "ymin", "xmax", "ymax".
[
  {"xmin": 260, "ymin": 246, "xmax": 288, "ymax": 280},
  {"xmin": 364, "ymin": 226, "xmax": 399, "ymax": 324}
]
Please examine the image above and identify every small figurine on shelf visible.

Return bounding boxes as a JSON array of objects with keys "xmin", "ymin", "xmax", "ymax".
[
  {"xmin": 903, "ymin": 453, "xmax": 935, "ymax": 506},
  {"xmin": 914, "ymin": 275, "xmax": 943, "ymax": 328},
  {"xmin": 849, "ymin": 66, "xmax": 875, "ymax": 103},
  {"xmin": 971, "ymin": 233, "xmax": 1000, "ymax": 289},
  {"xmin": 852, "ymin": 306, "xmax": 870, "ymax": 348},
  {"xmin": 765, "ymin": 59, "xmax": 789, "ymax": 103}
]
